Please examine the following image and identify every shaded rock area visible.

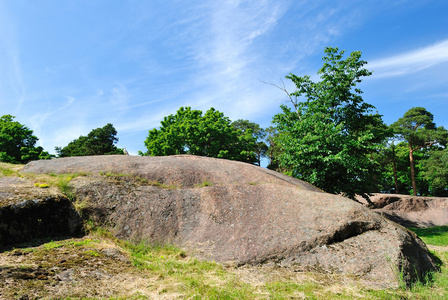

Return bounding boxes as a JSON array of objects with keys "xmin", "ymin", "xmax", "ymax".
[
  {"xmin": 19, "ymin": 155, "xmax": 439, "ymax": 288},
  {"xmin": 0, "ymin": 177, "xmax": 83, "ymax": 247},
  {"xmin": 367, "ymin": 194, "xmax": 448, "ymax": 228}
]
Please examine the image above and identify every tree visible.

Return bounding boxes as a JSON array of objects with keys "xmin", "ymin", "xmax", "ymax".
[
  {"xmin": 373, "ymin": 141, "xmax": 419, "ymax": 194},
  {"xmin": 0, "ymin": 115, "xmax": 51, "ymax": 164},
  {"xmin": 265, "ymin": 126, "xmax": 282, "ymax": 171},
  {"xmin": 56, "ymin": 123, "xmax": 123, "ymax": 157},
  {"xmin": 421, "ymin": 148, "xmax": 448, "ymax": 196},
  {"xmin": 272, "ymin": 47, "xmax": 387, "ymax": 202},
  {"xmin": 142, "ymin": 107, "xmax": 258, "ymax": 163},
  {"xmin": 231, "ymin": 119, "xmax": 268, "ymax": 166},
  {"xmin": 391, "ymin": 107, "xmax": 448, "ymax": 196}
]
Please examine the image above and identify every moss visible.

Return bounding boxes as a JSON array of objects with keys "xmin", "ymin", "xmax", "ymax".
[{"xmin": 98, "ymin": 171, "xmax": 180, "ymax": 189}]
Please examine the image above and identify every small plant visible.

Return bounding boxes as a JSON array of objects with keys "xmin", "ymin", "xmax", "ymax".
[
  {"xmin": 70, "ymin": 239, "xmax": 94, "ymax": 247},
  {"xmin": 84, "ymin": 249, "xmax": 102, "ymax": 257},
  {"xmin": 43, "ymin": 240, "xmax": 63, "ymax": 250},
  {"xmin": 74, "ymin": 197, "xmax": 89, "ymax": 213},
  {"xmin": 56, "ymin": 177, "xmax": 76, "ymax": 201},
  {"xmin": 195, "ymin": 180, "xmax": 213, "ymax": 187}
]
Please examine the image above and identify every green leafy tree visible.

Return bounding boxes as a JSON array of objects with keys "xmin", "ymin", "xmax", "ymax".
[
  {"xmin": 421, "ymin": 148, "xmax": 448, "ymax": 196},
  {"xmin": 374, "ymin": 141, "xmax": 429, "ymax": 195},
  {"xmin": 142, "ymin": 107, "xmax": 257, "ymax": 163},
  {"xmin": 231, "ymin": 119, "xmax": 268, "ymax": 166},
  {"xmin": 391, "ymin": 107, "xmax": 448, "ymax": 196},
  {"xmin": 373, "ymin": 140, "xmax": 402, "ymax": 194},
  {"xmin": 265, "ymin": 126, "xmax": 282, "ymax": 171},
  {"xmin": 0, "ymin": 115, "xmax": 51, "ymax": 163},
  {"xmin": 272, "ymin": 47, "xmax": 387, "ymax": 202},
  {"xmin": 56, "ymin": 123, "xmax": 123, "ymax": 157}
]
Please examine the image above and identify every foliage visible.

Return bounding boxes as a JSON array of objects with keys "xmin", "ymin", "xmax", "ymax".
[
  {"xmin": 142, "ymin": 107, "xmax": 258, "ymax": 163},
  {"xmin": 372, "ymin": 142, "xmax": 448, "ymax": 197},
  {"xmin": 272, "ymin": 47, "xmax": 388, "ymax": 201},
  {"xmin": 265, "ymin": 126, "xmax": 283, "ymax": 171},
  {"xmin": 55, "ymin": 123, "xmax": 123, "ymax": 157},
  {"xmin": 0, "ymin": 115, "xmax": 52, "ymax": 164},
  {"xmin": 421, "ymin": 148, "xmax": 448, "ymax": 196},
  {"xmin": 231, "ymin": 119, "xmax": 268, "ymax": 166},
  {"xmin": 373, "ymin": 142, "xmax": 432, "ymax": 195},
  {"xmin": 391, "ymin": 107, "xmax": 448, "ymax": 195}
]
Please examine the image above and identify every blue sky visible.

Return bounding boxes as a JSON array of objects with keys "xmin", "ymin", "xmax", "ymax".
[{"xmin": 1, "ymin": 0, "xmax": 447, "ymax": 156}]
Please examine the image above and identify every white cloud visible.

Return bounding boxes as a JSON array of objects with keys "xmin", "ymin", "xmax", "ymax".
[
  {"xmin": 369, "ymin": 40, "xmax": 448, "ymax": 78},
  {"xmin": 176, "ymin": 0, "xmax": 367, "ymax": 120}
]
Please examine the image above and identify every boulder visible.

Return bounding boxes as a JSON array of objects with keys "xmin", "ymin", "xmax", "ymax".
[
  {"xmin": 21, "ymin": 155, "xmax": 438, "ymax": 287},
  {"xmin": 0, "ymin": 177, "xmax": 83, "ymax": 247},
  {"xmin": 369, "ymin": 194, "xmax": 448, "ymax": 228}
]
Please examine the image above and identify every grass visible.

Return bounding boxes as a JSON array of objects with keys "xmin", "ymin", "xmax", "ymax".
[
  {"xmin": 42, "ymin": 240, "xmax": 64, "ymax": 250},
  {"xmin": 409, "ymin": 226, "xmax": 448, "ymax": 247},
  {"xmin": 0, "ymin": 162, "xmax": 22, "ymax": 177},
  {"xmin": 2, "ymin": 225, "xmax": 448, "ymax": 299},
  {"xmin": 195, "ymin": 179, "xmax": 214, "ymax": 187},
  {"xmin": 99, "ymin": 171, "xmax": 179, "ymax": 189},
  {"xmin": 82, "ymin": 226, "xmax": 448, "ymax": 299}
]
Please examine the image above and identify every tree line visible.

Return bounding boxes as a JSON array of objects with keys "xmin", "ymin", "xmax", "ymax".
[{"xmin": 1, "ymin": 47, "xmax": 446, "ymax": 199}]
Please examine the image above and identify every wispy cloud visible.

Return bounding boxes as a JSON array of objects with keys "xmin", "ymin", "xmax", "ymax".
[
  {"xmin": 369, "ymin": 40, "xmax": 448, "ymax": 78},
  {"xmin": 109, "ymin": 83, "xmax": 130, "ymax": 112},
  {"xmin": 176, "ymin": 0, "xmax": 368, "ymax": 122}
]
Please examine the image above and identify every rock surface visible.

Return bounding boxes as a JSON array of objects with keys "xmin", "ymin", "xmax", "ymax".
[
  {"xmin": 0, "ymin": 177, "xmax": 82, "ymax": 247},
  {"xmin": 19, "ymin": 155, "xmax": 439, "ymax": 287},
  {"xmin": 368, "ymin": 194, "xmax": 448, "ymax": 228}
]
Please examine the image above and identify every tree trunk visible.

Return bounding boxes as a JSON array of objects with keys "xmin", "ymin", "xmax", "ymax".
[
  {"xmin": 391, "ymin": 145, "xmax": 399, "ymax": 194},
  {"xmin": 370, "ymin": 153, "xmax": 378, "ymax": 192},
  {"xmin": 409, "ymin": 145, "xmax": 417, "ymax": 196}
]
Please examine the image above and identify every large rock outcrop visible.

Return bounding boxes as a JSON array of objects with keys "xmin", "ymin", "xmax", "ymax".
[
  {"xmin": 368, "ymin": 194, "xmax": 448, "ymax": 228},
  {"xmin": 20, "ymin": 155, "xmax": 438, "ymax": 287},
  {"xmin": 0, "ymin": 177, "xmax": 82, "ymax": 247}
]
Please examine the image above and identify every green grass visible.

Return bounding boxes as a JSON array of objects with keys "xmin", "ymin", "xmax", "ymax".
[
  {"xmin": 0, "ymin": 162, "xmax": 23, "ymax": 177},
  {"xmin": 43, "ymin": 240, "xmax": 63, "ymax": 250},
  {"xmin": 112, "ymin": 227, "xmax": 448, "ymax": 299},
  {"xmin": 195, "ymin": 180, "xmax": 214, "ymax": 187},
  {"xmin": 3, "ymin": 224, "xmax": 448, "ymax": 299},
  {"xmin": 410, "ymin": 226, "xmax": 448, "ymax": 246}
]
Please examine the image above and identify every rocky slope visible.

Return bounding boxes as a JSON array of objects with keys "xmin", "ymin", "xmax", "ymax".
[
  {"xmin": 362, "ymin": 194, "xmax": 448, "ymax": 228},
  {"xmin": 12, "ymin": 155, "xmax": 438, "ymax": 288}
]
